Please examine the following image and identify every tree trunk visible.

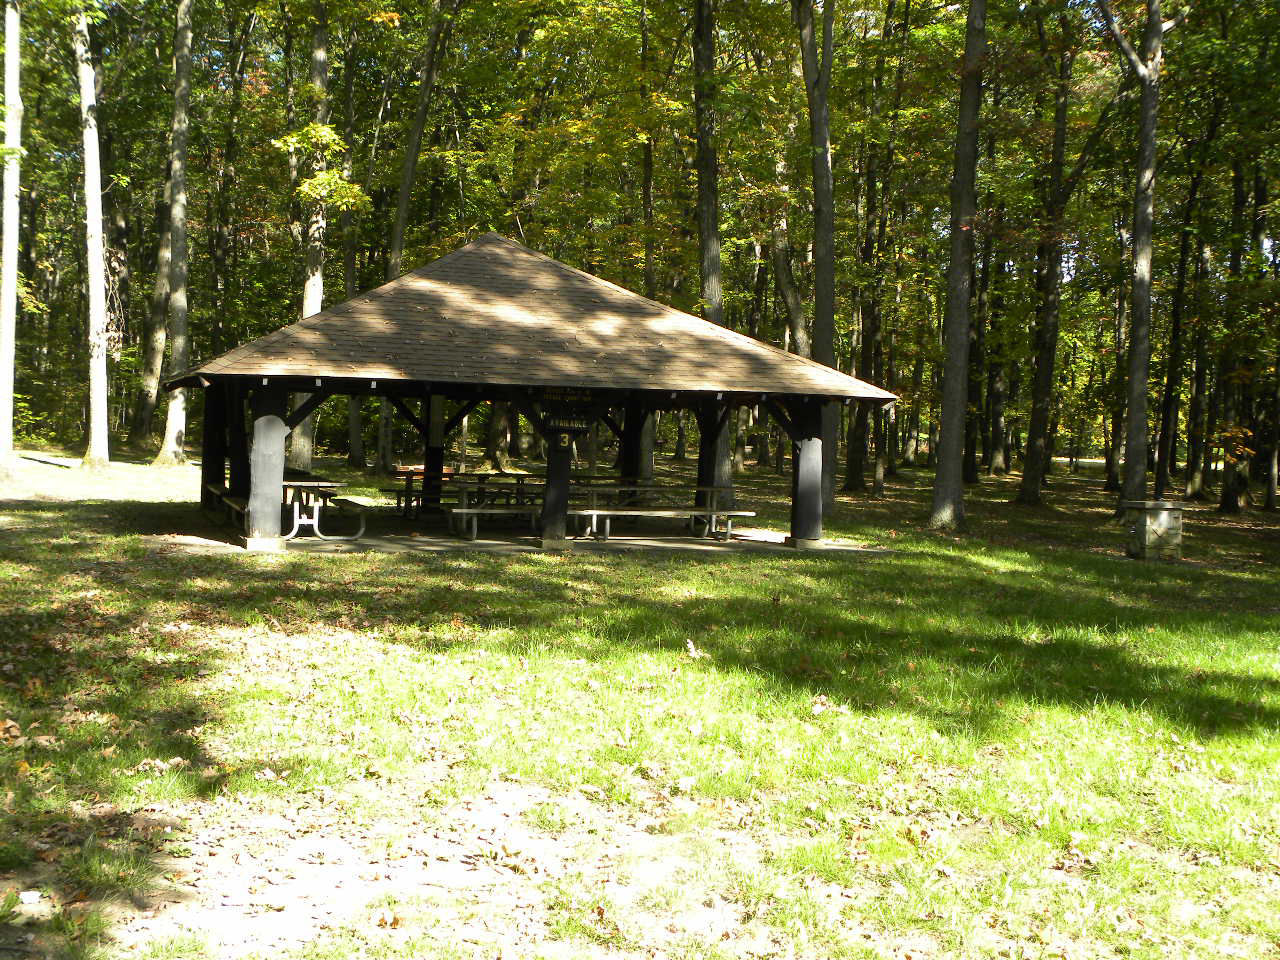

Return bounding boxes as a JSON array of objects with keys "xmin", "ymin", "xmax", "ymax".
[
  {"xmin": 210, "ymin": 10, "xmax": 255, "ymax": 356},
  {"xmin": 387, "ymin": 0, "xmax": 455, "ymax": 281},
  {"xmin": 129, "ymin": 169, "xmax": 172, "ymax": 447},
  {"xmin": 986, "ymin": 257, "xmax": 1008, "ymax": 474},
  {"xmin": 1219, "ymin": 162, "xmax": 1249, "ymax": 512},
  {"xmin": 153, "ymin": 0, "xmax": 195, "ymax": 465},
  {"xmin": 771, "ymin": 227, "xmax": 808, "ymax": 358},
  {"xmin": 1099, "ymin": 0, "xmax": 1175, "ymax": 506},
  {"xmin": 1183, "ymin": 246, "xmax": 1209, "ymax": 499},
  {"xmin": 74, "ymin": 12, "xmax": 111, "ymax": 468},
  {"xmin": 375, "ymin": 400, "xmax": 394, "ymax": 474},
  {"xmin": 288, "ymin": 2, "xmax": 329, "ymax": 474},
  {"xmin": 692, "ymin": 0, "xmax": 732, "ymax": 502},
  {"xmin": 0, "ymin": 0, "xmax": 20, "ymax": 475},
  {"xmin": 965, "ymin": 228, "xmax": 988, "ymax": 484},
  {"xmin": 342, "ymin": 36, "xmax": 365, "ymax": 468},
  {"xmin": 692, "ymin": 0, "xmax": 723, "ymax": 329},
  {"xmin": 792, "ymin": 0, "xmax": 837, "ymax": 506},
  {"xmin": 1266, "ymin": 356, "xmax": 1279, "ymax": 511},
  {"xmin": 929, "ymin": 0, "xmax": 985, "ymax": 530}
]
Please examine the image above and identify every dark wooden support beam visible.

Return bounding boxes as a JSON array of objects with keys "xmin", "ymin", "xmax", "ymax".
[
  {"xmin": 283, "ymin": 390, "xmax": 333, "ymax": 430},
  {"xmin": 599, "ymin": 412, "xmax": 622, "ymax": 441},
  {"xmin": 540, "ymin": 430, "xmax": 573, "ymax": 548},
  {"xmin": 443, "ymin": 398, "xmax": 483, "ymax": 437},
  {"xmin": 788, "ymin": 398, "xmax": 824, "ymax": 548},
  {"xmin": 765, "ymin": 398, "xmax": 799, "ymax": 442},
  {"xmin": 200, "ymin": 382, "xmax": 228, "ymax": 509},
  {"xmin": 227, "ymin": 383, "xmax": 250, "ymax": 497},
  {"xmin": 423, "ymin": 394, "xmax": 446, "ymax": 506},
  {"xmin": 246, "ymin": 388, "xmax": 290, "ymax": 551},
  {"xmin": 388, "ymin": 396, "xmax": 427, "ymax": 436}
]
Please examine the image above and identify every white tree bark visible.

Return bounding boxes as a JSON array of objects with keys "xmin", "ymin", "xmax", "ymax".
[
  {"xmin": 155, "ymin": 0, "xmax": 195, "ymax": 465},
  {"xmin": 0, "ymin": 0, "xmax": 21, "ymax": 476},
  {"xmin": 73, "ymin": 11, "xmax": 109, "ymax": 469},
  {"xmin": 301, "ymin": 1, "xmax": 327, "ymax": 320}
]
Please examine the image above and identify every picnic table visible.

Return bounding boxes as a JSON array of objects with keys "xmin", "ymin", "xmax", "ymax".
[
  {"xmin": 281, "ymin": 480, "xmax": 366, "ymax": 540},
  {"xmin": 446, "ymin": 475, "xmax": 545, "ymax": 538},
  {"xmin": 568, "ymin": 484, "xmax": 755, "ymax": 541},
  {"xmin": 444, "ymin": 479, "xmax": 755, "ymax": 542}
]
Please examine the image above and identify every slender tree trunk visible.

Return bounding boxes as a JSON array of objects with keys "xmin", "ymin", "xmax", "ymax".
[
  {"xmin": 1183, "ymin": 246, "xmax": 1208, "ymax": 499},
  {"xmin": 986, "ymin": 250, "xmax": 1008, "ymax": 474},
  {"xmin": 74, "ymin": 12, "xmax": 110, "ymax": 468},
  {"xmin": 1099, "ymin": 0, "xmax": 1176, "ymax": 506},
  {"xmin": 771, "ymin": 227, "xmax": 808, "ymax": 357},
  {"xmin": 154, "ymin": 0, "xmax": 195, "ymax": 466},
  {"xmin": 128, "ymin": 170, "xmax": 171, "ymax": 446},
  {"xmin": 1219, "ymin": 162, "xmax": 1249, "ymax": 512},
  {"xmin": 692, "ymin": 0, "xmax": 732, "ymax": 502},
  {"xmin": 1266, "ymin": 355, "xmax": 1279, "ymax": 511},
  {"xmin": 342, "ymin": 37, "xmax": 364, "ymax": 468},
  {"xmin": 1153, "ymin": 196, "xmax": 1193, "ymax": 498},
  {"xmin": 0, "ymin": 0, "xmax": 21, "ymax": 476},
  {"xmin": 965, "ymin": 227, "xmax": 989, "ymax": 484},
  {"xmin": 793, "ymin": 0, "xmax": 837, "ymax": 506},
  {"xmin": 692, "ymin": 0, "xmax": 722, "ymax": 329},
  {"xmin": 288, "ymin": 1, "xmax": 329, "ymax": 474},
  {"xmin": 1120, "ymin": 57, "xmax": 1158, "ymax": 504},
  {"xmin": 387, "ymin": 0, "xmax": 454, "ymax": 281},
  {"xmin": 929, "ymin": 0, "xmax": 985, "ymax": 529}
]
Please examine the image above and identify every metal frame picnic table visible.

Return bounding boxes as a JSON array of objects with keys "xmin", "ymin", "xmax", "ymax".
[{"xmin": 281, "ymin": 480, "xmax": 364, "ymax": 540}]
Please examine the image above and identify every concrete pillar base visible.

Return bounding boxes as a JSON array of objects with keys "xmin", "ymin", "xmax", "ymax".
[
  {"xmin": 244, "ymin": 536, "xmax": 286, "ymax": 553},
  {"xmin": 785, "ymin": 537, "xmax": 823, "ymax": 550}
]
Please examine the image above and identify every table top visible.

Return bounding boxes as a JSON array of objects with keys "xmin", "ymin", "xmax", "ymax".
[{"xmin": 282, "ymin": 480, "xmax": 346, "ymax": 489}]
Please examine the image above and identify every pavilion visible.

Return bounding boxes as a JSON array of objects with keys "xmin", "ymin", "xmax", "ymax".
[{"xmin": 165, "ymin": 232, "xmax": 895, "ymax": 550}]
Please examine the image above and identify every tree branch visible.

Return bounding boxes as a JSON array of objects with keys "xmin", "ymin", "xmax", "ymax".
[
  {"xmin": 819, "ymin": 0, "xmax": 835, "ymax": 90},
  {"xmin": 1061, "ymin": 82, "xmax": 1131, "ymax": 202},
  {"xmin": 1163, "ymin": 5, "xmax": 1192, "ymax": 34},
  {"xmin": 1096, "ymin": 0, "xmax": 1148, "ymax": 80}
]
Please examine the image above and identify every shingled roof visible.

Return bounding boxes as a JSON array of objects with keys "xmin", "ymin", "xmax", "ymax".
[{"xmin": 170, "ymin": 232, "xmax": 894, "ymax": 402}]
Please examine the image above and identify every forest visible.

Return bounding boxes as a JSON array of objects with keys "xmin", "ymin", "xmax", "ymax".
[{"xmin": 0, "ymin": 0, "xmax": 1276, "ymax": 522}]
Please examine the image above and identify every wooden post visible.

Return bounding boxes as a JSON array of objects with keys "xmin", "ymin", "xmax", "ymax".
[
  {"xmin": 246, "ymin": 387, "xmax": 289, "ymax": 551},
  {"xmin": 228, "ymin": 382, "xmax": 250, "ymax": 497},
  {"xmin": 541, "ymin": 428, "xmax": 572, "ymax": 548},
  {"xmin": 424, "ymin": 393, "xmax": 445, "ymax": 506},
  {"xmin": 788, "ymin": 398, "xmax": 823, "ymax": 548},
  {"xmin": 200, "ymin": 381, "xmax": 227, "ymax": 509}
]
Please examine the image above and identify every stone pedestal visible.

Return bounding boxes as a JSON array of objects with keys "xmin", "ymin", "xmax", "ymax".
[{"xmin": 1121, "ymin": 500, "xmax": 1184, "ymax": 561}]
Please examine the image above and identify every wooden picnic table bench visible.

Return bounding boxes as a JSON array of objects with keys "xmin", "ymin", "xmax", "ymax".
[
  {"xmin": 568, "ymin": 484, "xmax": 754, "ymax": 541},
  {"xmin": 447, "ymin": 505, "xmax": 541, "ymax": 540},
  {"xmin": 568, "ymin": 506, "xmax": 755, "ymax": 541},
  {"xmin": 204, "ymin": 482, "xmax": 248, "ymax": 532}
]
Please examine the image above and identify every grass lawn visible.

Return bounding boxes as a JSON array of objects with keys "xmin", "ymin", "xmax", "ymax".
[{"xmin": 2, "ymin": 450, "xmax": 1278, "ymax": 959}]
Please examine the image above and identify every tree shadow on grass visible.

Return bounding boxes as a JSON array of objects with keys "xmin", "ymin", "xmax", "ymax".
[
  {"xmin": 13, "ymin": 497, "xmax": 1277, "ymax": 742},
  {"xmin": 1, "ymin": 506, "xmax": 230, "ymax": 957},
  {"xmin": 2, "ymin": 496, "xmax": 1277, "ymax": 954}
]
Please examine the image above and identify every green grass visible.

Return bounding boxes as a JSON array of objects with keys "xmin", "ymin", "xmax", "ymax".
[{"xmin": 2, "ymin": 453, "xmax": 1278, "ymax": 958}]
